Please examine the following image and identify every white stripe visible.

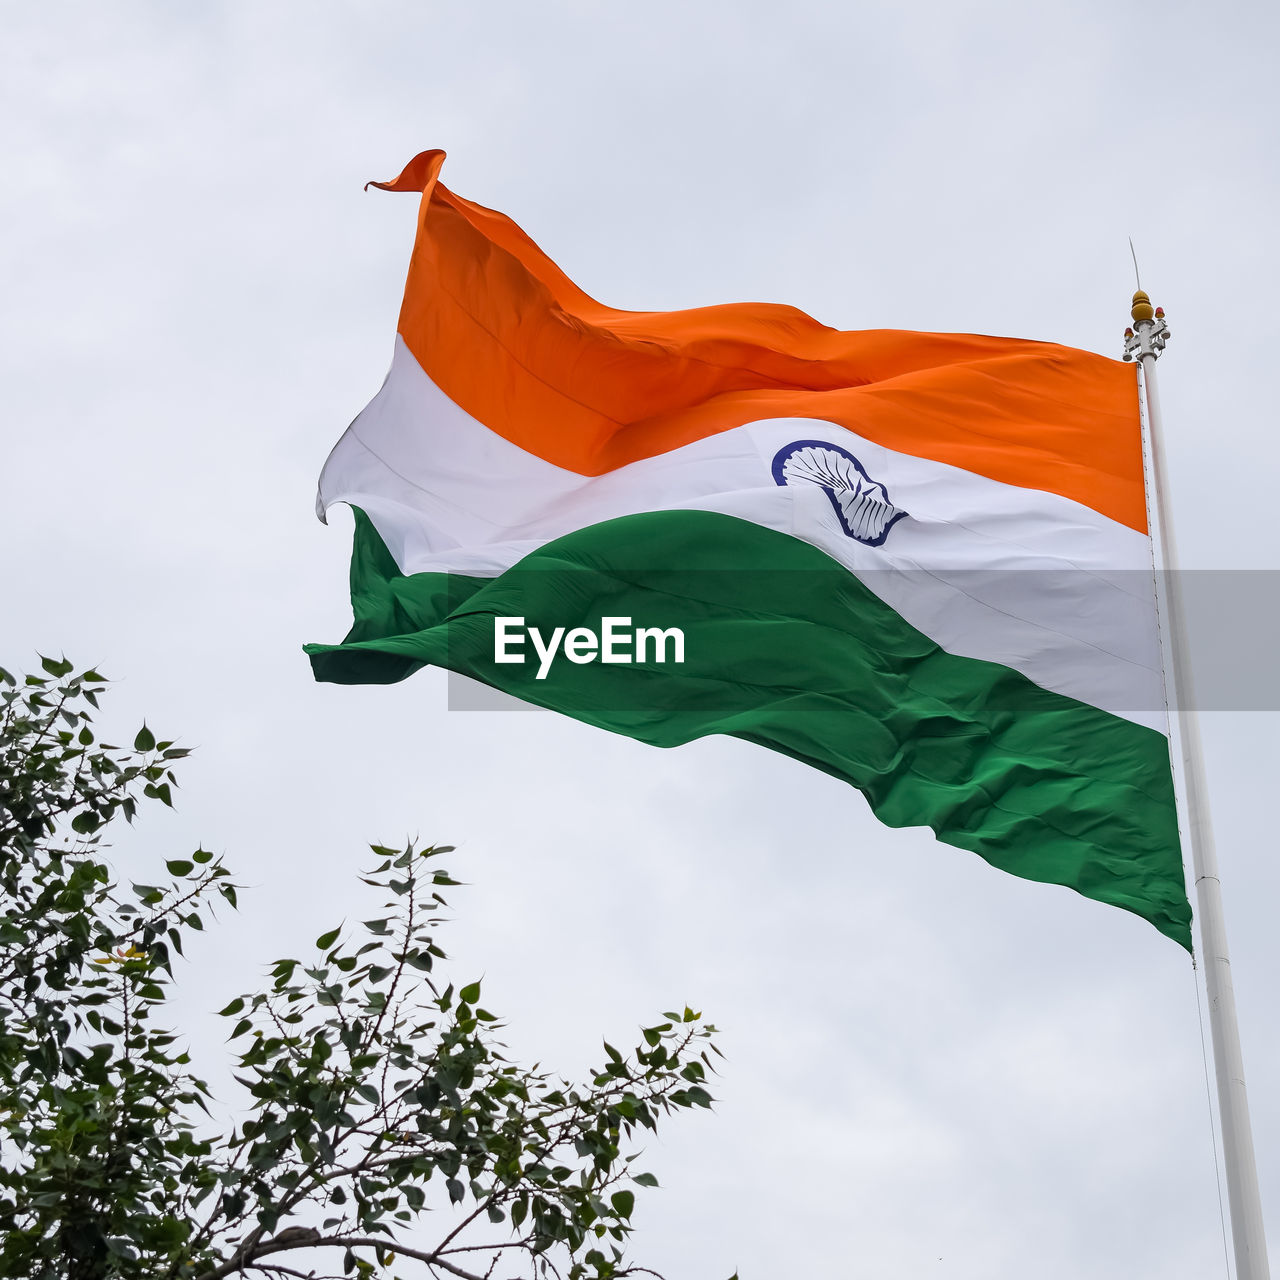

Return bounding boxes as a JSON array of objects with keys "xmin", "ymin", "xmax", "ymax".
[{"xmin": 319, "ymin": 337, "xmax": 1167, "ymax": 732}]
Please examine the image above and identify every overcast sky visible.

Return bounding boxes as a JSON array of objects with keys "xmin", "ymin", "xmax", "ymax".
[{"xmin": 2, "ymin": 3, "xmax": 1277, "ymax": 1277}]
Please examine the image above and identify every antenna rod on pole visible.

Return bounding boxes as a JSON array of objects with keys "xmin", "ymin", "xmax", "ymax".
[{"xmin": 1124, "ymin": 294, "xmax": 1270, "ymax": 1279}]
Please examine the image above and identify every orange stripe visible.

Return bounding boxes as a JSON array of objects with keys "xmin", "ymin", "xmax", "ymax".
[{"xmin": 374, "ymin": 150, "xmax": 1147, "ymax": 534}]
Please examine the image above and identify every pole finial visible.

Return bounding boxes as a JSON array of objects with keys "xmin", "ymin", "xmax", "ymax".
[{"xmin": 1122, "ymin": 291, "xmax": 1169, "ymax": 361}]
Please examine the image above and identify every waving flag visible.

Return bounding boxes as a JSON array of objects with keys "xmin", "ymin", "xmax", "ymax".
[{"xmin": 306, "ymin": 150, "xmax": 1189, "ymax": 947}]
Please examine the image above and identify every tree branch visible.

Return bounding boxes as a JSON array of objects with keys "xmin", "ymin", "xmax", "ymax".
[{"xmin": 192, "ymin": 1231, "xmax": 490, "ymax": 1280}]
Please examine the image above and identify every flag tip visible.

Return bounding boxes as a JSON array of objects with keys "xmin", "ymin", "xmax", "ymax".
[{"xmin": 365, "ymin": 149, "xmax": 447, "ymax": 195}]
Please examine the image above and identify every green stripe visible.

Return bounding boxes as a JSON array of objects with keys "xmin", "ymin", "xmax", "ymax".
[{"xmin": 306, "ymin": 507, "xmax": 1190, "ymax": 948}]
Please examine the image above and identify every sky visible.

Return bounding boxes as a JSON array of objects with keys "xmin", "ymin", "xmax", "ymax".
[{"xmin": 2, "ymin": 2, "xmax": 1277, "ymax": 1277}]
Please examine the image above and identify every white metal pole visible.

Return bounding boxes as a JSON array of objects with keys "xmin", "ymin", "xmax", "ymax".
[{"xmin": 1125, "ymin": 292, "xmax": 1270, "ymax": 1280}]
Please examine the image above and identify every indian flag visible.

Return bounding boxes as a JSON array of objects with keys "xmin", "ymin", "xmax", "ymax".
[{"xmin": 306, "ymin": 150, "xmax": 1190, "ymax": 949}]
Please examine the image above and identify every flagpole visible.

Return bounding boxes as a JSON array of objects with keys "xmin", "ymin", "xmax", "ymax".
[{"xmin": 1124, "ymin": 292, "xmax": 1270, "ymax": 1280}]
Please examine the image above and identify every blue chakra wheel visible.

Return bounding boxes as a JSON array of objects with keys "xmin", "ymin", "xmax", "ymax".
[{"xmin": 771, "ymin": 439, "xmax": 907, "ymax": 546}]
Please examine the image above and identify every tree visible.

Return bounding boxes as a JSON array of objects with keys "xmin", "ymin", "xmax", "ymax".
[{"xmin": 0, "ymin": 660, "xmax": 726, "ymax": 1280}]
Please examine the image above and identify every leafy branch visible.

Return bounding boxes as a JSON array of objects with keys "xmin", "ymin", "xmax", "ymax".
[{"xmin": 0, "ymin": 660, "xmax": 731, "ymax": 1280}]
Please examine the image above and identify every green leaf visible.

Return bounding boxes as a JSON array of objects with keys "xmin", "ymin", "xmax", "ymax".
[
  {"xmin": 166, "ymin": 859, "xmax": 193, "ymax": 877},
  {"xmin": 217, "ymin": 997, "xmax": 246, "ymax": 1017},
  {"xmin": 71, "ymin": 811, "xmax": 100, "ymax": 835},
  {"xmin": 459, "ymin": 980, "xmax": 481, "ymax": 1004},
  {"xmin": 632, "ymin": 1172, "xmax": 659, "ymax": 1188},
  {"xmin": 134, "ymin": 724, "xmax": 156, "ymax": 752},
  {"xmin": 610, "ymin": 1190, "xmax": 635, "ymax": 1219},
  {"xmin": 316, "ymin": 926, "xmax": 341, "ymax": 950}
]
